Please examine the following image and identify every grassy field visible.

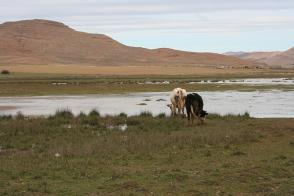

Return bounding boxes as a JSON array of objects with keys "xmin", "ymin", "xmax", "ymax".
[
  {"xmin": 0, "ymin": 72, "xmax": 293, "ymax": 96},
  {"xmin": 0, "ymin": 111, "xmax": 294, "ymax": 195}
]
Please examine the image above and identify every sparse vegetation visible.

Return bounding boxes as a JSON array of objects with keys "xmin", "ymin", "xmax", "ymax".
[
  {"xmin": 0, "ymin": 74, "xmax": 293, "ymax": 96},
  {"xmin": 0, "ymin": 112, "xmax": 293, "ymax": 195}
]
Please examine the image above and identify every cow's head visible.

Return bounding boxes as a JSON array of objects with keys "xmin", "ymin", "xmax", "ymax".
[
  {"xmin": 199, "ymin": 110, "xmax": 208, "ymax": 123},
  {"xmin": 167, "ymin": 104, "xmax": 173, "ymax": 110}
]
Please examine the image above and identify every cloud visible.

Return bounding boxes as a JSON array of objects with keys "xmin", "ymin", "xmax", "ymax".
[
  {"xmin": 1, "ymin": 0, "xmax": 294, "ymax": 52},
  {"xmin": 1, "ymin": 0, "xmax": 294, "ymax": 34}
]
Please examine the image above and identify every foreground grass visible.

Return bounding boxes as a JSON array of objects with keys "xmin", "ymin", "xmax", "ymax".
[
  {"xmin": 0, "ymin": 111, "xmax": 294, "ymax": 195},
  {"xmin": 0, "ymin": 73, "xmax": 293, "ymax": 96}
]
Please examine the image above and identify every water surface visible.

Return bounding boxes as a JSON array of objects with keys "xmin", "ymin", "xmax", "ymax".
[{"xmin": 0, "ymin": 91, "xmax": 293, "ymax": 118}]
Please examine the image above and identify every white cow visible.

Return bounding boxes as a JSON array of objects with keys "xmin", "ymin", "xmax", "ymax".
[{"xmin": 167, "ymin": 88, "xmax": 187, "ymax": 117}]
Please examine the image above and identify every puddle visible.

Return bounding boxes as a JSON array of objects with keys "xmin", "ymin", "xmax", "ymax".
[
  {"xmin": 138, "ymin": 81, "xmax": 170, "ymax": 84},
  {"xmin": 0, "ymin": 91, "xmax": 293, "ymax": 118},
  {"xmin": 107, "ymin": 124, "xmax": 128, "ymax": 132}
]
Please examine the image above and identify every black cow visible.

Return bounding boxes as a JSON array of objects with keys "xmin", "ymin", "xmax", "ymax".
[{"xmin": 185, "ymin": 93, "xmax": 208, "ymax": 125}]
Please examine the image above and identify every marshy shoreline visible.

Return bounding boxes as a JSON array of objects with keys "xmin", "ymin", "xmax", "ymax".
[{"xmin": 0, "ymin": 73, "xmax": 294, "ymax": 97}]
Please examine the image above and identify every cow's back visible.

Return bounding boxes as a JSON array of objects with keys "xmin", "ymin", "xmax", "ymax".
[{"xmin": 186, "ymin": 93, "xmax": 204, "ymax": 110}]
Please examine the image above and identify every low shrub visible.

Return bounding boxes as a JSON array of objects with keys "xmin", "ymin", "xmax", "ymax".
[
  {"xmin": 54, "ymin": 109, "xmax": 74, "ymax": 119},
  {"xmin": 88, "ymin": 109, "xmax": 100, "ymax": 117},
  {"xmin": 0, "ymin": 115, "xmax": 13, "ymax": 121},
  {"xmin": 139, "ymin": 111, "xmax": 153, "ymax": 117},
  {"xmin": 15, "ymin": 111, "xmax": 25, "ymax": 120},
  {"xmin": 118, "ymin": 112, "xmax": 128, "ymax": 118},
  {"xmin": 1, "ymin": 70, "xmax": 10, "ymax": 75}
]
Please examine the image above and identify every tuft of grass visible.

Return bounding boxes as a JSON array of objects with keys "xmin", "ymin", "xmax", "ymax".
[
  {"xmin": 156, "ymin": 113, "xmax": 166, "ymax": 119},
  {"xmin": 0, "ymin": 115, "xmax": 12, "ymax": 121},
  {"xmin": 88, "ymin": 109, "xmax": 100, "ymax": 117},
  {"xmin": 77, "ymin": 112, "xmax": 87, "ymax": 118},
  {"xmin": 78, "ymin": 111, "xmax": 100, "ymax": 126},
  {"xmin": 244, "ymin": 111, "xmax": 250, "ymax": 118},
  {"xmin": 15, "ymin": 111, "xmax": 24, "ymax": 120},
  {"xmin": 118, "ymin": 112, "xmax": 128, "ymax": 118},
  {"xmin": 139, "ymin": 111, "xmax": 153, "ymax": 117},
  {"xmin": 208, "ymin": 112, "xmax": 251, "ymax": 120},
  {"xmin": 47, "ymin": 109, "xmax": 74, "ymax": 125},
  {"xmin": 53, "ymin": 109, "xmax": 74, "ymax": 119}
]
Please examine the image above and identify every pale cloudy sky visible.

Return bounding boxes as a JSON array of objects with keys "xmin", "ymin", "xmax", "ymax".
[{"xmin": 1, "ymin": 0, "xmax": 294, "ymax": 52}]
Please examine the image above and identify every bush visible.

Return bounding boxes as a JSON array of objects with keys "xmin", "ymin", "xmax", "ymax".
[
  {"xmin": 118, "ymin": 112, "xmax": 128, "ymax": 118},
  {"xmin": 53, "ymin": 109, "xmax": 74, "ymax": 119},
  {"xmin": 0, "ymin": 115, "xmax": 13, "ymax": 121},
  {"xmin": 77, "ymin": 112, "xmax": 87, "ymax": 118},
  {"xmin": 15, "ymin": 111, "xmax": 25, "ymax": 120},
  {"xmin": 1, "ymin": 70, "xmax": 10, "ymax": 75},
  {"xmin": 88, "ymin": 109, "xmax": 100, "ymax": 117},
  {"xmin": 77, "ymin": 111, "xmax": 100, "ymax": 126},
  {"xmin": 244, "ymin": 111, "xmax": 250, "ymax": 118}
]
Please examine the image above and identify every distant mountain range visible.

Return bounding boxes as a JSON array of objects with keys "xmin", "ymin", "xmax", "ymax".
[
  {"xmin": 0, "ymin": 19, "xmax": 259, "ymax": 68},
  {"xmin": 224, "ymin": 48, "xmax": 294, "ymax": 68}
]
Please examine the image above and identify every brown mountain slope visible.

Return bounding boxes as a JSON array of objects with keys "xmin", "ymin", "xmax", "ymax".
[
  {"xmin": 225, "ymin": 48, "xmax": 294, "ymax": 68},
  {"xmin": 263, "ymin": 47, "xmax": 294, "ymax": 67},
  {"xmin": 0, "ymin": 19, "xmax": 259, "ymax": 67},
  {"xmin": 224, "ymin": 51, "xmax": 281, "ymax": 61}
]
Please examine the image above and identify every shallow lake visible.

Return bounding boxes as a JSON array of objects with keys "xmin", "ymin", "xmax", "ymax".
[{"xmin": 0, "ymin": 91, "xmax": 293, "ymax": 118}]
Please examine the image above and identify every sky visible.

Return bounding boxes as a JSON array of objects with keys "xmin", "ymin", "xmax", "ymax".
[{"xmin": 1, "ymin": 0, "xmax": 294, "ymax": 53}]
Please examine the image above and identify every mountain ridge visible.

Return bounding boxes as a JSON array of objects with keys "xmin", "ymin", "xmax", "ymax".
[
  {"xmin": 0, "ymin": 19, "xmax": 261, "ymax": 67},
  {"xmin": 224, "ymin": 48, "xmax": 294, "ymax": 68}
]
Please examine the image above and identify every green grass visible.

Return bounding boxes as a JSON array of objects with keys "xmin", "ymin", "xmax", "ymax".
[
  {"xmin": 0, "ymin": 74, "xmax": 293, "ymax": 96},
  {"xmin": 0, "ymin": 111, "xmax": 293, "ymax": 195}
]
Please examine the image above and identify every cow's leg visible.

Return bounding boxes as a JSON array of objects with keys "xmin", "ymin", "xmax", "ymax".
[
  {"xmin": 188, "ymin": 113, "xmax": 191, "ymax": 126},
  {"xmin": 181, "ymin": 106, "xmax": 185, "ymax": 118},
  {"xmin": 197, "ymin": 113, "xmax": 203, "ymax": 125},
  {"xmin": 167, "ymin": 104, "xmax": 173, "ymax": 117},
  {"xmin": 179, "ymin": 100, "xmax": 185, "ymax": 118},
  {"xmin": 181, "ymin": 99, "xmax": 186, "ymax": 116},
  {"xmin": 172, "ymin": 105, "xmax": 177, "ymax": 118},
  {"xmin": 186, "ymin": 105, "xmax": 191, "ymax": 126},
  {"xmin": 177, "ymin": 106, "xmax": 181, "ymax": 116}
]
